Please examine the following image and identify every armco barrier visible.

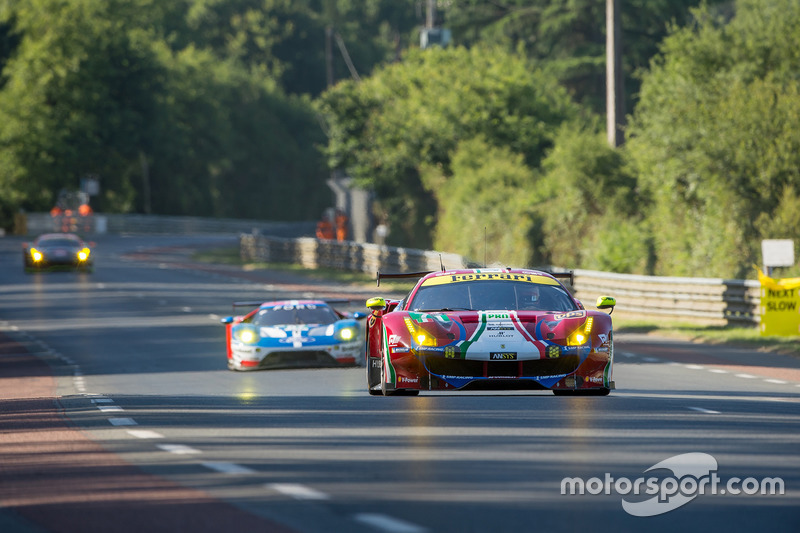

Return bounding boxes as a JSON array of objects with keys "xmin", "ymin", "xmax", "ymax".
[
  {"xmin": 239, "ymin": 233, "xmax": 761, "ymax": 326},
  {"xmin": 571, "ymin": 269, "xmax": 760, "ymax": 326}
]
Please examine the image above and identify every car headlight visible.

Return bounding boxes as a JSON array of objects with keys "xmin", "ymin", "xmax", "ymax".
[
  {"xmin": 336, "ymin": 326, "xmax": 357, "ymax": 342},
  {"xmin": 77, "ymin": 248, "xmax": 90, "ymax": 261},
  {"xmin": 30, "ymin": 248, "xmax": 43, "ymax": 262},
  {"xmin": 236, "ymin": 328, "xmax": 259, "ymax": 344},
  {"xmin": 403, "ymin": 317, "xmax": 437, "ymax": 347},
  {"xmin": 567, "ymin": 317, "xmax": 593, "ymax": 346}
]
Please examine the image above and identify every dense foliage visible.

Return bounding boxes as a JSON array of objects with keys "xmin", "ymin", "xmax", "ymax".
[
  {"xmin": 626, "ymin": 0, "xmax": 800, "ymax": 277},
  {"xmin": 317, "ymin": 45, "xmax": 579, "ymax": 250},
  {"xmin": 0, "ymin": 0, "xmax": 419, "ymax": 220}
]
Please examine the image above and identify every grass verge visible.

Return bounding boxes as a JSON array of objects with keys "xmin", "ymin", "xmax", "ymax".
[{"xmin": 614, "ymin": 317, "xmax": 799, "ymax": 357}]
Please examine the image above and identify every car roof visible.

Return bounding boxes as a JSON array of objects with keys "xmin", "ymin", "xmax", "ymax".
[{"xmin": 417, "ymin": 268, "xmax": 562, "ymax": 286}]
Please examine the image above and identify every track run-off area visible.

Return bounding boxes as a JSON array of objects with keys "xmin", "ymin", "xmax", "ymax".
[{"xmin": 1, "ymin": 234, "xmax": 799, "ymax": 533}]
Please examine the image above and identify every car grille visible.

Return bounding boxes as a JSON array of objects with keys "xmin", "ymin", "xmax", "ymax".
[{"xmin": 424, "ymin": 355, "xmax": 580, "ymax": 379}]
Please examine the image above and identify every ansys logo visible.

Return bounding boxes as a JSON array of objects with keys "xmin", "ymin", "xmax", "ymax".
[{"xmin": 561, "ymin": 452, "xmax": 785, "ymax": 517}]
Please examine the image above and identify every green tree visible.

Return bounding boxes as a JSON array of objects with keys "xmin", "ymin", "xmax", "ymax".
[
  {"xmin": 0, "ymin": 0, "xmax": 166, "ymax": 212},
  {"xmin": 626, "ymin": 0, "xmax": 800, "ymax": 278},
  {"xmin": 443, "ymin": 0, "xmax": 731, "ymax": 115},
  {"xmin": 538, "ymin": 124, "xmax": 648, "ymax": 272},
  {"xmin": 181, "ymin": 0, "xmax": 420, "ymax": 97},
  {"xmin": 317, "ymin": 45, "xmax": 579, "ymax": 248},
  {"xmin": 421, "ymin": 137, "xmax": 542, "ymax": 267},
  {"xmin": 0, "ymin": 0, "xmax": 330, "ymax": 219}
]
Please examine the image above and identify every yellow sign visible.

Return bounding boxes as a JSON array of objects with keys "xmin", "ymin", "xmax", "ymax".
[{"xmin": 759, "ymin": 270, "xmax": 800, "ymax": 336}]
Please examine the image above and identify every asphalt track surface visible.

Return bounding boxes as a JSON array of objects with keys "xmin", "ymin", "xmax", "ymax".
[{"xmin": 1, "ymin": 234, "xmax": 798, "ymax": 533}]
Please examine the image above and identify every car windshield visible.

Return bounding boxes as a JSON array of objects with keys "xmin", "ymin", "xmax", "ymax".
[
  {"xmin": 408, "ymin": 280, "xmax": 577, "ymax": 313},
  {"xmin": 39, "ymin": 238, "xmax": 80, "ymax": 247},
  {"xmin": 251, "ymin": 304, "xmax": 339, "ymax": 326}
]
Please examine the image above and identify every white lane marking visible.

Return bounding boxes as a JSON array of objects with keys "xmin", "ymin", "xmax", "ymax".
[
  {"xmin": 684, "ymin": 364, "xmax": 705, "ymax": 370},
  {"xmin": 202, "ymin": 462, "xmax": 257, "ymax": 475},
  {"xmin": 642, "ymin": 357, "xmax": 661, "ymax": 363},
  {"xmin": 688, "ymin": 407, "xmax": 721, "ymax": 414},
  {"xmin": 127, "ymin": 429, "xmax": 164, "ymax": 439},
  {"xmin": 97, "ymin": 405, "xmax": 124, "ymax": 412},
  {"xmin": 157, "ymin": 444, "xmax": 202, "ymax": 455},
  {"xmin": 735, "ymin": 373, "xmax": 757, "ymax": 379},
  {"xmin": 108, "ymin": 418, "xmax": 137, "ymax": 426},
  {"xmin": 91, "ymin": 398, "xmax": 114, "ymax": 403},
  {"xmin": 708, "ymin": 369, "xmax": 728, "ymax": 374},
  {"xmin": 765, "ymin": 379, "xmax": 788, "ymax": 384},
  {"xmin": 353, "ymin": 513, "xmax": 427, "ymax": 533},
  {"xmin": 268, "ymin": 483, "xmax": 330, "ymax": 500},
  {"xmin": 620, "ymin": 352, "xmax": 635, "ymax": 358}
]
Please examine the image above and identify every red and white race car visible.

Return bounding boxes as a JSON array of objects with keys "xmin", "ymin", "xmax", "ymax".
[{"xmin": 364, "ymin": 268, "xmax": 616, "ymax": 396}]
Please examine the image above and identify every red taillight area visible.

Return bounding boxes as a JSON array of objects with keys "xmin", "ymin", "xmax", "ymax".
[{"xmin": 241, "ymin": 360, "xmax": 259, "ymax": 367}]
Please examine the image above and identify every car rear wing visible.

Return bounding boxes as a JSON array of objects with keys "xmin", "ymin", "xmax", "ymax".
[
  {"xmin": 376, "ymin": 271, "xmax": 434, "ymax": 287},
  {"xmin": 230, "ymin": 299, "xmax": 364, "ymax": 309},
  {"xmin": 549, "ymin": 271, "xmax": 574, "ymax": 287},
  {"xmin": 232, "ymin": 301, "xmax": 267, "ymax": 309}
]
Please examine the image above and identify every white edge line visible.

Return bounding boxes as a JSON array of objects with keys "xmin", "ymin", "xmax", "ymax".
[
  {"xmin": 268, "ymin": 483, "xmax": 330, "ymax": 500},
  {"xmin": 202, "ymin": 462, "xmax": 257, "ymax": 475},
  {"xmin": 353, "ymin": 513, "xmax": 427, "ymax": 533},
  {"xmin": 127, "ymin": 429, "xmax": 164, "ymax": 439},
  {"xmin": 108, "ymin": 418, "xmax": 137, "ymax": 426},
  {"xmin": 688, "ymin": 406, "xmax": 721, "ymax": 414},
  {"xmin": 157, "ymin": 444, "xmax": 202, "ymax": 455}
]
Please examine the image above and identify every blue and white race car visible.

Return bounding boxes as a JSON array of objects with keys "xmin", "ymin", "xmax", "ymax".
[{"xmin": 221, "ymin": 300, "xmax": 366, "ymax": 371}]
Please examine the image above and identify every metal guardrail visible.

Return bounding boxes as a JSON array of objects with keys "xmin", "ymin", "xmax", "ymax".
[
  {"xmin": 571, "ymin": 269, "xmax": 760, "ymax": 326},
  {"xmin": 240, "ymin": 233, "xmax": 761, "ymax": 326}
]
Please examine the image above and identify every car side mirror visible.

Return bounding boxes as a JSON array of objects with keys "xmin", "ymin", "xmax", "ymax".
[
  {"xmin": 366, "ymin": 297, "xmax": 387, "ymax": 312},
  {"xmin": 220, "ymin": 316, "xmax": 234, "ymax": 324},
  {"xmin": 352, "ymin": 311, "xmax": 368, "ymax": 320},
  {"xmin": 596, "ymin": 296, "xmax": 616, "ymax": 314}
]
